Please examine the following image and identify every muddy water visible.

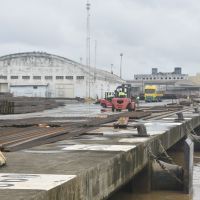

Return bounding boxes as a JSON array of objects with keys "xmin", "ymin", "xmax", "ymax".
[{"xmin": 109, "ymin": 152, "xmax": 200, "ymax": 200}]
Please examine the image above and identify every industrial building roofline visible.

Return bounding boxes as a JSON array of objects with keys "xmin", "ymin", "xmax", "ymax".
[{"xmin": 0, "ymin": 51, "xmax": 124, "ymax": 83}]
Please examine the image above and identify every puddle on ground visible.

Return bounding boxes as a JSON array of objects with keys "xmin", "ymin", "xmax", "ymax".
[
  {"xmin": 109, "ymin": 152, "xmax": 200, "ymax": 200},
  {"xmin": 0, "ymin": 103, "xmax": 103, "ymax": 119}
]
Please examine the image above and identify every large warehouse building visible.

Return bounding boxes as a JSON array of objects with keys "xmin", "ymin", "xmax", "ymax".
[{"xmin": 0, "ymin": 52, "xmax": 124, "ymax": 99}]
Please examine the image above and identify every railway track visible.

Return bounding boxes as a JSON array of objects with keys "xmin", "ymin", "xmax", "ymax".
[
  {"xmin": 0, "ymin": 105, "xmax": 190, "ymax": 152},
  {"xmin": 142, "ymin": 107, "xmax": 191, "ymax": 120}
]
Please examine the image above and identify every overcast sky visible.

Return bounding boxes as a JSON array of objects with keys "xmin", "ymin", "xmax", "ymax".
[{"xmin": 0, "ymin": 0, "xmax": 200, "ymax": 79}]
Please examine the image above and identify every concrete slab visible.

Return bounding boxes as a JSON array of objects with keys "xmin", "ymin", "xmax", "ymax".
[
  {"xmin": 62, "ymin": 144, "xmax": 136, "ymax": 152},
  {"xmin": 119, "ymin": 138, "xmax": 149, "ymax": 143},
  {"xmin": 0, "ymin": 174, "xmax": 76, "ymax": 190},
  {"xmin": 0, "ymin": 108, "xmax": 200, "ymax": 200}
]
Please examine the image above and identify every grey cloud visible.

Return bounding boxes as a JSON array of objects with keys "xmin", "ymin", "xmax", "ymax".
[{"xmin": 0, "ymin": 0, "xmax": 200, "ymax": 78}]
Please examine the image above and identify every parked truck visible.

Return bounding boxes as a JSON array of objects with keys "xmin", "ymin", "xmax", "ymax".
[{"xmin": 144, "ymin": 85, "xmax": 163, "ymax": 102}]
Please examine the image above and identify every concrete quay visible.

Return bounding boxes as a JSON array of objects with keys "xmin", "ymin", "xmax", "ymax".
[{"xmin": 0, "ymin": 109, "xmax": 200, "ymax": 200}]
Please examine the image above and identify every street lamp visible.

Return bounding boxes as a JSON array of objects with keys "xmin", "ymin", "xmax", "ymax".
[
  {"xmin": 86, "ymin": 0, "xmax": 91, "ymax": 98},
  {"xmin": 120, "ymin": 53, "xmax": 123, "ymax": 79},
  {"xmin": 80, "ymin": 57, "xmax": 83, "ymax": 64},
  {"xmin": 111, "ymin": 64, "xmax": 113, "ymax": 74}
]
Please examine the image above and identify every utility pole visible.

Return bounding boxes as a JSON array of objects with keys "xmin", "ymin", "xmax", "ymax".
[
  {"xmin": 120, "ymin": 53, "xmax": 123, "ymax": 79},
  {"xmin": 80, "ymin": 57, "xmax": 83, "ymax": 64},
  {"xmin": 86, "ymin": 0, "xmax": 91, "ymax": 98},
  {"xmin": 111, "ymin": 64, "xmax": 113, "ymax": 74},
  {"xmin": 94, "ymin": 40, "xmax": 97, "ymax": 81}
]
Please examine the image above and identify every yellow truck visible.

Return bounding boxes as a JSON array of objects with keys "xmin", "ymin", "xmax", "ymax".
[{"xmin": 144, "ymin": 85, "xmax": 163, "ymax": 102}]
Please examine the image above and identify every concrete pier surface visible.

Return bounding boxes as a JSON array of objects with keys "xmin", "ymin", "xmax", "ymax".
[
  {"xmin": 0, "ymin": 99, "xmax": 173, "ymax": 120},
  {"xmin": 0, "ymin": 107, "xmax": 200, "ymax": 200}
]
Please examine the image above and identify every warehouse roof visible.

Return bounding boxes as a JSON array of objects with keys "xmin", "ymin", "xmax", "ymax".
[{"xmin": 0, "ymin": 52, "xmax": 123, "ymax": 83}]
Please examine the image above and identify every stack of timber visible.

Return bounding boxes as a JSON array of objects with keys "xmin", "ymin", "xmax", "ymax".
[
  {"xmin": 0, "ymin": 92, "xmax": 13, "ymax": 98},
  {"xmin": 0, "ymin": 96, "xmax": 64, "ymax": 114},
  {"xmin": 179, "ymin": 100, "xmax": 191, "ymax": 106},
  {"xmin": 0, "ymin": 101, "xmax": 14, "ymax": 114},
  {"xmin": 0, "ymin": 111, "xmax": 152, "ymax": 152},
  {"xmin": 193, "ymin": 98, "xmax": 200, "ymax": 103}
]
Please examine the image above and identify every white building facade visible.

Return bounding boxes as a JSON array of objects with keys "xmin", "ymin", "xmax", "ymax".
[
  {"xmin": 134, "ymin": 67, "xmax": 188, "ymax": 81},
  {"xmin": 0, "ymin": 52, "xmax": 124, "ymax": 98}
]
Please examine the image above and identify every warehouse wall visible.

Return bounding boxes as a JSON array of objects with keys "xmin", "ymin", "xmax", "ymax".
[
  {"xmin": 0, "ymin": 52, "xmax": 123, "ymax": 99},
  {"xmin": 10, "ymin": 86, "xmax": 47, "ymax": 97}
]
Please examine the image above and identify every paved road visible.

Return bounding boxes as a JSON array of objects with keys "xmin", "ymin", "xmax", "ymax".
[
  {"xmin": 0, "ymin": 102, "xmax": 102, "ymax": 120},
  {"xmin": 0, "ymin": 99, "xmax": 175, "ymax": 120}
]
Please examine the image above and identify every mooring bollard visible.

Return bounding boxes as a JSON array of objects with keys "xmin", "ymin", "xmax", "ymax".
[
  {"xmin": 175, "ymin": 112, "xmax": 184, "ymax": 121},
  {"xmin": 194, "ymin": 107, "xmax": 199, "ymax": 114},
  {"xmin": 133, "ymin": 124, "xmax": 148, "ymax": 136}
]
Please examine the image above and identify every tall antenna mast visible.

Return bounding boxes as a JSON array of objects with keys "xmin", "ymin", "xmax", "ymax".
[
  {"xmin": 80, "ymin": 57, "xmax": 83, "ymax": 64},
  {"xmin": 86, "ymin": 0, "xmax": 91, "ymax": 98},
  {"xmin": 120, "ymin": 53, "xmax": 123, "ymax": 79},
  {"xmin": 94, "ymin": 40, "xmax": 97, "ymax": 81}
]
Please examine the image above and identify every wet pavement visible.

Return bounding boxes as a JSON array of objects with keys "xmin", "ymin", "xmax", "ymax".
[
  {"xmin": 0, "ymin": 102, "xmax": 102, "ymax": 120},
  {"xmin": 0, "ymin": 99, "xmax": 199, "ymax": 200},
  {"xmin": 0, "ymin": 99, "xmax": 174, "ymax": 120}
]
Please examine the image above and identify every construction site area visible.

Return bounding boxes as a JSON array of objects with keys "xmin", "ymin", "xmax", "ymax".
[
  {"xmin": 2, "ymin": 0, "xmax": 200, "ymax": 199},
  {"xmin": 0, "ymin": 88, "xmax": 200, "ymax": 200}
]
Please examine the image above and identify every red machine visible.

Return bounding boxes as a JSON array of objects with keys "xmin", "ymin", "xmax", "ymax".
[
  {"xmin": 111, "ymin": 84, "xmax": 136, "ymax": 112},
  {"xmin": 100, "ymin": 99, "xmax": 112, "ymax": 108},
  {"xmin": 99, "ymin": 92, "xmax": 114, "ymax": 108}
]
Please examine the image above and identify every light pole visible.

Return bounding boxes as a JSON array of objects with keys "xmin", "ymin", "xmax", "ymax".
[
  {"xmin": 80, "ymin": 57, "xmax": 83, "ymax": 64},
  {"xmin": 94, "ymin": 40, "xmax": 97, "ymax": 81},
  {"xmin": 111, "ymin": 64, "xmax": 113, "ymax": 74},
  {"xmin": 86, "ymin": 0, "xmax": 91, "ymax": 98},
  {"xmin": 120, "ymin": 53, "xmax": 123, "ymax": 79},
  {"xmin": 142, "ymin": 78, "xmax": 144, "ymax": 93}
]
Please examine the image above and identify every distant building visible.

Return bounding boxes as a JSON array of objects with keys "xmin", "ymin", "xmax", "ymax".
[
  {"xmin": 127, "ymin": 67, "xmax": 200, "ymax": 97},
  {"xmin": 134, "ymin": 67, "xmax": 188, "ymax": 81},
  {"xmin": 189, "ymin": 73, "xmax": 200, "ymax": 84},
  {"xmin": 0, "ymin": 52, "xmax": 124, "ymax": 98}
]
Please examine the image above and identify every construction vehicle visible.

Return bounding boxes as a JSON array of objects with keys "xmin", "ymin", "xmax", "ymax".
[
  {"xmin": 111, "ymin": 84, "xmax": 136, "ymax": 112},
  {"xmin": 99, "ymin": 92, "xmax": 114, "ymax": 108},
  {"xmin": 144, "ymin": 85, "xmax": 163, "ymax": 102}
]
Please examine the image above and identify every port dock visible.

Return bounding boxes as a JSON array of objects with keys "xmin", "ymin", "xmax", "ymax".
[{"xmin": 0, "ymin": 103, "xmax": 199, "ymax": 200}]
